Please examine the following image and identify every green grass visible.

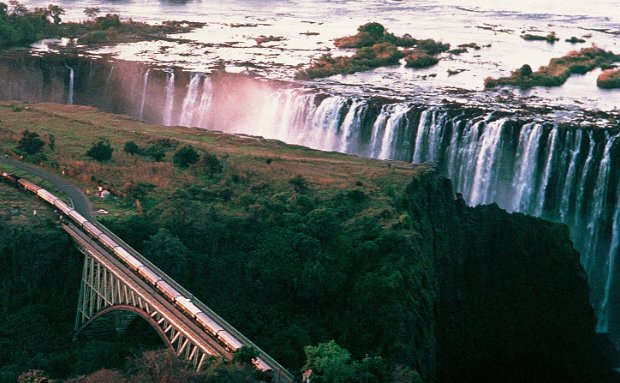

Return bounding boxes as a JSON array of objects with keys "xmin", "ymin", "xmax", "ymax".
[{"xmin": 0, "ymin": 101, "xmax": 426, "ymax": 219}]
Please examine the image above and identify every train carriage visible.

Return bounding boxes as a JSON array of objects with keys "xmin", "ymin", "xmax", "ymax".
[
  {"xmin": 82, "ymin": 221, "xmax": 103, "ymax": 238},
  {"xmin": 217, "ymin": 330, "xmax": 244, "ymax": 351},
  {"xmin": 138, "ymin": 265, "xmax": 162, "ymax": 285},
  {"xmin": 1, "ymin": 172, "xmax": 18, "ymax": 184},
  {"xmin": 157, "ymin": 280, "xmax": 182, "ymax": 302},
  {"xmin": 53, "ymin": 199, "xmax": 72, "ymax": 216},
  {"xmin": 253, "ymin": 357, "xmax": 272, "ymax": 373},
  {"xmin": 36, "ymin": 188, "xmax": 58, "ymax": 205},
  {"xmin": 68, "ymin": 210, "xmax": 87, "ymax": 225},
  {"xmin": 176, "ymin": 296, "xmax": 202, "ymax": 317},
  {"xmin": 114, "ymin": 247, "xmax": 143, "ymax": 271},
  {"xmin": 18, "ymin": 179, "xmax": 40, "ymax": 193},
  {"xmin": 196, "ymin": 312, "xmax": 224, "ymax": 335},
  {"xmin": 97, "ymin": 233, "xmax": 118, "ymax": 251}
]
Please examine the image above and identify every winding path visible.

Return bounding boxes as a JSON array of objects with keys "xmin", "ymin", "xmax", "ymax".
[{"xmin": 0, "ymin": 156, "xmax": 94, "ymax": 220}]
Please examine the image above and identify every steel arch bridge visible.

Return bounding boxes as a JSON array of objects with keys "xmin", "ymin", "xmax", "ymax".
[{"xmin": 64, "ymin": 222, "xmax": 294, "ymax": 382}]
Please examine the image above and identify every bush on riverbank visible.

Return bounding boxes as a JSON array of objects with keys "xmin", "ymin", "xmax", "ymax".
[
  {"xmin": 597, "ymin": 68, "xmax": 620, "ymax": 89},
  {"xmin": 485, "ymin": 46, "xmax": 620, "ymax": 88},
  {"xmin": 297, "ymin": 22, "xmax": 449, "ymax": 79}
]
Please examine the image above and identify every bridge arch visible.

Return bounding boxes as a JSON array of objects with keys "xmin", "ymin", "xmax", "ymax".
[
  {"xmin": 74, "ymin": 305, "xmax": 172, "ymax": 349},
  {"xmin": 71, "ymin": 240, "xmax": 219, "ymax": 370}
]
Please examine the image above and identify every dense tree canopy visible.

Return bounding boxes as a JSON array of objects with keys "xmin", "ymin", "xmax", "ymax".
[
  {"xmin": 86, "ymin": 138, "xmax": 113, "ymax": 161},
  {"xmin": 17, "ymin": 130, "xmax": 44, "ymax": 155}
]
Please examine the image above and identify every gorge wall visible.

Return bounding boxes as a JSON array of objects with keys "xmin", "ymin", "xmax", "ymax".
[{"xmin": 1, "ymin": 52, "xmax": 619, "ymax": 342}]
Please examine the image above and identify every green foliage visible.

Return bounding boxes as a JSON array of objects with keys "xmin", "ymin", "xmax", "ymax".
[
  {"xmin": 173, "ymin": 145, "xmax": 200, "ymax": 168},
  {"xmin": 77, "ymin": 30, "xmax": 107, "ymax": 44},
  {"xmin": 597, "ymin": 68, "xmax": 620, "ymax": 89},
  {"xmin": 124, "ymin": 180, "xmax": 155, "ymax": 199},
  {"xmin": 200, "ymin": 151, "xmax": 222, "ymax": 177},
  {"xmin": 566, "ymin": 36, "xmax": 586, "ymax": 44},
  {"xmin": 300, "ymin": 22, "xmax": 449, "ymax": 78},
  {"xmin": 303, "ymin": 340, "xmax": 354, "ymax": 383},
  {"xmin": 123, "ymin": 140, "xmax": 139, "ymax": 155},
  {"xmin": 94, "ymin": 13, "xmax": 121, "ymax": 30},
  {"xmin": 404, "ymin": 50, "xmax": 438, "ymax": 68},
  {"xmin": 289, "ymin": 174, "xmax": 309, "ymax": 193},
  {"xmin": 0, "ymin": 1, "xmax": 58, "ymax": 47},
  {"xmin": 143, "ymin": 228, "xmax": 190, "ymax": 281},
  {"xmin": 47, "ymin": 133, "xmax": 55, "ymax": 151},
  {"xmin": 357, "ymin": 22, "xmax": 385, "ymax": 38},
  {"xmin": 17, "ymin": 130, "xmax": 44, "ymax": 155},
  {"xmin": 415, "ymin": 38, "xmax": 450, "ymax": 55},
  {"xmin": 521, "ymin": 32, "xmax": 558, "ymax": 43},
  {"xmin": 485, "ymin": 46, "xmax": 620, "ymax": 88},
  {"xmin": 86, "ymin": 138, "xmax": 113, "ymax": 161},
  {"xmin": 232, "ymin": 346, "xmax": 259, "ymax": 365},
  {"xmin": 83, "ymin": 7, "xmax": 100, "ymax": 19}
]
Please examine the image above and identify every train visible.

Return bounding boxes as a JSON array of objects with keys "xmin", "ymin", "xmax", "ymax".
[{"xmin": 1, "ymin": 170, "xmax": 272, "ymax": 375}]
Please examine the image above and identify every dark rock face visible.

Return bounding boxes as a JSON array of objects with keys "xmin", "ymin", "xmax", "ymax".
[{"xmin": 402, "ymin": 172, "xmax": 615, "ymax": 383}]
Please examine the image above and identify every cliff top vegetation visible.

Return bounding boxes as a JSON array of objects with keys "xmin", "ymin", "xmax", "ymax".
[
  {"xmin": 296, "ymin": 22, "xmax": 453, "ymax": 79},
  {"xmin": 0, "ymin": 1, "xmax": 203, "ymax": 48},
  {"xmin": 484, "ymin": 45, "xmax": 620, "ymax": 88}
]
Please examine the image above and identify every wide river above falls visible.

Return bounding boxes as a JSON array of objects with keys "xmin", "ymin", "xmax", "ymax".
[{"xmin": 19, "ymin": 0, "xmax": 620, "ymax": 113}]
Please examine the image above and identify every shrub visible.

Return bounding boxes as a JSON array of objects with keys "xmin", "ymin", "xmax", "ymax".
[
  {"xmin": 597, "ymin": 69, "xmax": 620, "ymax": 89},
  {"xmin": 357, "ymin": 22, "xmax": 386, "ymax": 38},
  {"xmin": 416, "ymin": 38, "xmax": 450, "ymax": 55},
  {"xmin": 405, "ymin": 50, "xmax": 439, "ymax": 68},
  {"xmin": 566, "ymin": 36, "xmax": 586, "ymax": 44},
  {"xmin": 86, "ymin": 138, "xmax": 113, "ymax": 161},
  {"xmin": 172, "ymin": 145, "xmax": 199, "ymax": 168},
  {"xmin": 17, "ymin": 130, "xmax": 44, "ymax": 155},
  {"xmin": 485, "ymin": 46, "xmax": 620, "ymax": 88},
  {"xmin": 123, "ymin": 140, "xmax": 139, "ymax": 155},
  {"xmin": 522, "ymin": 33, "xmax": 558, "ymax": 43},
  {"xmin": 94, "ymin": 13, "xmax": 121, "ymax": 30},
  {"xmin": 200, "ymin": 151, "xmax": 222, "ymax": 177}
]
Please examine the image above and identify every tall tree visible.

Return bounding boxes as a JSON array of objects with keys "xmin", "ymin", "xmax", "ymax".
[{"xmin": 17, "ymin": 130, "xmax": 44, "ymax": 155}]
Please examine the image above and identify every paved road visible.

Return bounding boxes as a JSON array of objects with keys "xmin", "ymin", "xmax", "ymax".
[{"xmin": 0, "ymin": 156, "xmax": 94, "ymax": 220}]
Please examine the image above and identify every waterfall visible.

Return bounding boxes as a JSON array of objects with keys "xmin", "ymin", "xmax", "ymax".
[
  {"xmin": 163, "ymin": 70, "xmax": 175, "ymax": 126},
  {"xmin": 139, "ymin": 68, "xmax": 151, "ymax": 120},
  {"xmin": 338, "ymin": 100, "xmax": 366, "ymax": 154},
  {"xmin": 511, "ymin": 123, "xmax": 544, "ymax": 214},
  {"xmin": 468, "ymin": 119, "xmax": 506, "ymax": 206},
  {"xmin": 67, "ymin": 66, "xmax": 74, "ymax": 105},
  {"xmin": 599, "ymin": 178, "xmax": 620, "ymax": 333},
  {"xmin": 559, "ymin": 129, "xmax": 584, "ymax": 223},
  {"xmin": 179, "ymin": 73, "xmax": 202, "ymax": 127},
  {"xmin": 196, "ymin": 76, "xmax": 212, "ymax": 128}
]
